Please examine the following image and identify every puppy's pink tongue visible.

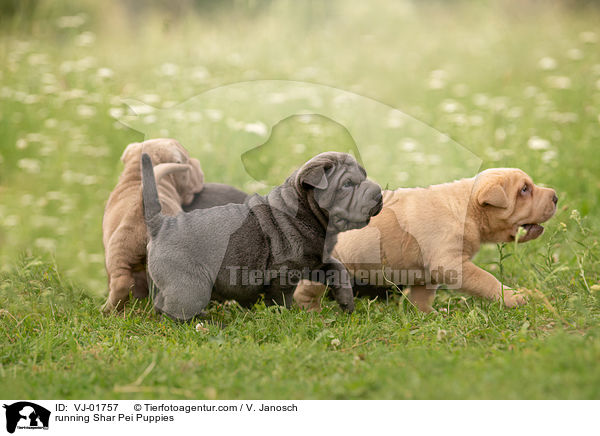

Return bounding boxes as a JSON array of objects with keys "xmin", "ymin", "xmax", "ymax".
[{"xmin": 519, "ymin": 224, "xmax": 544, "ymax": 242}]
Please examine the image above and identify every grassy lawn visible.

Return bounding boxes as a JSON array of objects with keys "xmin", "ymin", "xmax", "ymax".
[{"xmin": 1, "ymin": 0, "xmax": 600, "ymax": 399}]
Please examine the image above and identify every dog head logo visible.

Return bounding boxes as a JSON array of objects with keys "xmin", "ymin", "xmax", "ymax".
[{"xmin": 3, "ymin": 402, "xmax": 50, "ymax": 434}]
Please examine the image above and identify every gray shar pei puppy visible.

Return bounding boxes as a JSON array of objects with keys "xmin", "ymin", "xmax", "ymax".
[{"xmin": 142, "ymin": 151, "xmax": 383, "ymax": 320}]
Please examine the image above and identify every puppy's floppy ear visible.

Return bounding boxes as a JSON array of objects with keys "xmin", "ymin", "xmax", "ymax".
[
  {"xmin": 296, "ymin": 162, "xmax": 331, "ymax": 190},
  {"xmin": 120, "ymin": 142, "xmax": 142, "ymax": 163},
  {"xmin": 477, "ymin": 183, "xmax": 509, "ymax": 208},
  {"xmin": 187, "ymin": 158, "xmax": 205, "ymax": 192}
]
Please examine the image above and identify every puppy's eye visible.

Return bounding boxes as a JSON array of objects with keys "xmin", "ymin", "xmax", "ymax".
[
  {"xmin": 521, "ymin": 185, "xmax": 529, "ymax": 194},
  {"xmin": 343, "ymin": 180, "xmax": 355, "ymax": 188}
]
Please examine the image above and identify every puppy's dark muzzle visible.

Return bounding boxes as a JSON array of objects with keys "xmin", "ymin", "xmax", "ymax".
[{"xmin": 369, "ymin": 197, "xmax": 383, "ymax": 217}]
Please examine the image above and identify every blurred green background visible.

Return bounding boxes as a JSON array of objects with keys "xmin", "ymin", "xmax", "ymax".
[{"xmin": 0, "ymin": 0, "xmax": 599, "ymax": 295}]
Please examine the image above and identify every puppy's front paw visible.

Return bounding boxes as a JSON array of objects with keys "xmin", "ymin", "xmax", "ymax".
[
  {"xmin": 501, "ymin": 288, "xmax": 528, "ymax": 307},
  {"xmin": 333, "ymin": 287, "xmax": 355, "ymax": 313}
]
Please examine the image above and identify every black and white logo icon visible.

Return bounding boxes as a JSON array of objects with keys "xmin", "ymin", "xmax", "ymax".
[{"xmin": 3, "ymin": 402, "xmax": 50, "ymax": 434}]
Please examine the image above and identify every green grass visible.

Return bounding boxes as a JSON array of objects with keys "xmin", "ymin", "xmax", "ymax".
[
  {"xmin": 1, "ymin": 0, "xmax": 600, "ymax": 399},
  {"xmin": 2, "ymin": 255, "xmax": 599, "ymax": 399}
]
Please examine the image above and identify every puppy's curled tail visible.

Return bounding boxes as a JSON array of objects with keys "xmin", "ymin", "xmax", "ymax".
[{"xmin": 141, "ymin": 153, "xmax": 164, "ymax": 238}]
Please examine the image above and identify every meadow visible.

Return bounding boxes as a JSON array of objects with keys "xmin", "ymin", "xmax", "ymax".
[{"xmin": 1, "ymin": 0, "xmax": 599, "ymax": 399}]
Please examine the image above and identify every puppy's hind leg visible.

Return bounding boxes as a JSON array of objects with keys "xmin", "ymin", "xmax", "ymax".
[
  {"xmin": 294, "ymin": 280, "xmax": 327, "ymax": 311},
  {"xmin": 103, "ymin": 235, "xmax": 147, "ymax": 313},
  {"xmin": 132, "ymin": 268, "xmax": 149, "ymax": 299},
  {"xmin": 103, "ymin": 266, "xmax": 135, "ymax": 313}
]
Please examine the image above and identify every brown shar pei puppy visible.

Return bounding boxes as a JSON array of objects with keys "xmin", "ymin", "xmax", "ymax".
[
  {"xmin": 102, "ymin": 138, "xmax": 204, "ymax": 312},
  {"xmin": 294, "ymin": 168, "xmax": 558, "ymax": 312}
]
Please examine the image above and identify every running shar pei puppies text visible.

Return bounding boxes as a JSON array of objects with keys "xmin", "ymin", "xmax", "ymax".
[
  {"xmin": 142, "ymin": 151, "xmax": 383, "ymax": 321},
  {"xmin": 295, "ymin": 168, "xmax": 558, "ymax": 312},
  {"xmin": 102, "ymin": 138, "xmax": 204, "ymax": 313}
]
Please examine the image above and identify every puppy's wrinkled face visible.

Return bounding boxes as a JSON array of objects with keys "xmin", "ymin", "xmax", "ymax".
[
  {"xmin": 174, "ymin": 158, "xmax": 204, "ymax": 205},
  {"xmin": 297, "ymin": 152, "xmax": 383, "ymax": 232},
  {"xmin": 121, "ymin": 138, "xmax": 190, "ymax": 167},
  {"xmin": 474, "ymin": 168, "xmax": 558, "ymax": 243}
]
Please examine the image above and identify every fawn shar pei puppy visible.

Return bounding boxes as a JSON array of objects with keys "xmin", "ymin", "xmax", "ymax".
[
  {"xmin": 102, "ymin": 138, "xmax": 204, "ymax": 313},
  {"xmin": 142, "ymin": 151, "xmax": 383, "ymax": 321},
  {"xmin": 294, "ymin": 168, "xmax": 558, "ymax": 312}
]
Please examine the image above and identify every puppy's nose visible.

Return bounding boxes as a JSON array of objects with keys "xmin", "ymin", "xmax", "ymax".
[
  {"xmin": 552, "ymin": 194, "xmax": 558, "ymax": 205},
  {"xmin": 373, "ymin": 192, "xmax": 383, "ymax": 204}
]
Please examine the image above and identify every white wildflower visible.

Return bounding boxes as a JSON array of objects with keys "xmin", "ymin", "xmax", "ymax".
[
  {"xmin": 143, "ymin": 114, "xmax": 157, "ymax": 124},
  {"xmin": 524, "ymin": 86, "xmax": 538, "ymax": 98},
  {"xmin": 244, "ymin": 122, "xmax": 268, "ymax": 136},
  {"xmin": 44, "ymin": 118, "xmax": 58, "ymax": 128},
  {"xmin": 580, "ymin": 31, "xmax": 597, "ymax": 44},
  {"xmin": 570, "ymin": 209, "xmax": 581, "ymax": 221},
  {"xmin": 97, "ymin": 67, "xmax": 114, "ymax": 79},
  {"xmin": 400, "ymin": 138, "xmax": 417, "ymax": 152},
  {"xmin": 42, "ymin": 85, "xmax": 58, "ymax": 94},
  {"xmin": 60, "ymin": 89, "xmax": 87, "ymax": 100},
  {"xmin": 473, "ymin": 93, "xmax": 489, "ymax": 107},
  {"xmin": 76, "ymin": 104, "xmax": 96, "ymax": 118},
  {"xmin": 440, "ymin": 99, "xmax": 461, "ymax": 113},
  {"xmin": 387, "ymin": 111, "xmax": 405, "ymax": 128},
  {"xmin": 159, "ymin": 63, "xmax": 179, "ymax": 76},
  {"xmin": 538, "ymin": 57, "xmax": 557, "ymax": 71},
  {"xmin": 88, "ymin": 254, "xmax": 104, "ymax": 264},
  {"xmin": 141, "ymin": 94, "xmax": 161, "ymax": 104},
  {"xmin": 127, "ymin": 104, "xmax": 153, "ymax": 115},
  {"xmin": 35, "ymin": 238, "xmax": 56, "ymax": 251},
  {"xmin": 428, "ymin": 69, "xmax": 447, "ymax": 90},
  {"xmin": 76, "ymin": 31, "xmax": 96, "ymax": 47},
  {"xmin": 449, "ymin": 113, "xmax": 467, "ymax": 126},
  {"xmin": 56, "ymin": 14, "xmax": 86, "ymax": 29},
  {"xmin": 41, "ymin": 73, "xmax": 56, "ymax": 84},
  {"xmin": 82, "ymin": 175, "xmax": 97, "ymax": 185},
  {"xmin": 468, "ymin": 114, "xmax": 484, "ymax": 126},
  {"xmin": 549, "ymin": 112, "xmax": 578, "ymax": 124},
  {"xmin": 108, "ymin": 107, "xmax": 124, "ymax": 119},
  {"xmin": 428, "ymin": 77, "xmax": 446, "ymax": 89},
  {"xmin": 542, "ymin": 150, "xmax": 557, "ymax": 163},
  {"xmin": 490, "ymin": 96, "xmax": 509, "ymax": 112},
  {"xmin": 4, "ymin": 215, "xmax": 19, "ymax": 227},
  {"xmin": 395, "ymin": 171, "xmax": 409, "ymax": 183},
  {"xmin": 244, "ymin": 180, "xmax": 268, "ymax": 193},
  {"xmin": 506, "ymin": 107, "xmax": 523, "ymax": 119},
  {"xmin": 546, "ymin": 76, "xmax": 571, "ymax": 89},
  {"xmin": 191, "ymin": 67, "xmax": 209, "ymax": 82},
  {"xmin": 17, "ymin": 158, "xmax": 41, "ymax": 173},
  {"xmin": 27, "ymin": 53, "xmax": 49, "ymax": 66},
  {"xmin": 527, "ymin": 136, "xmax": 551, "ymax": 150},
  {"xmin": 293, "ymin": 143, "xmax": 306, "ymax": 154},
  {"xmin": 205, "ymin": 109, "xmax": 222, "ymax": 122},
  {"xmin": 566, "ymin": 48, "xmax": 583, "ymax": 60}
]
